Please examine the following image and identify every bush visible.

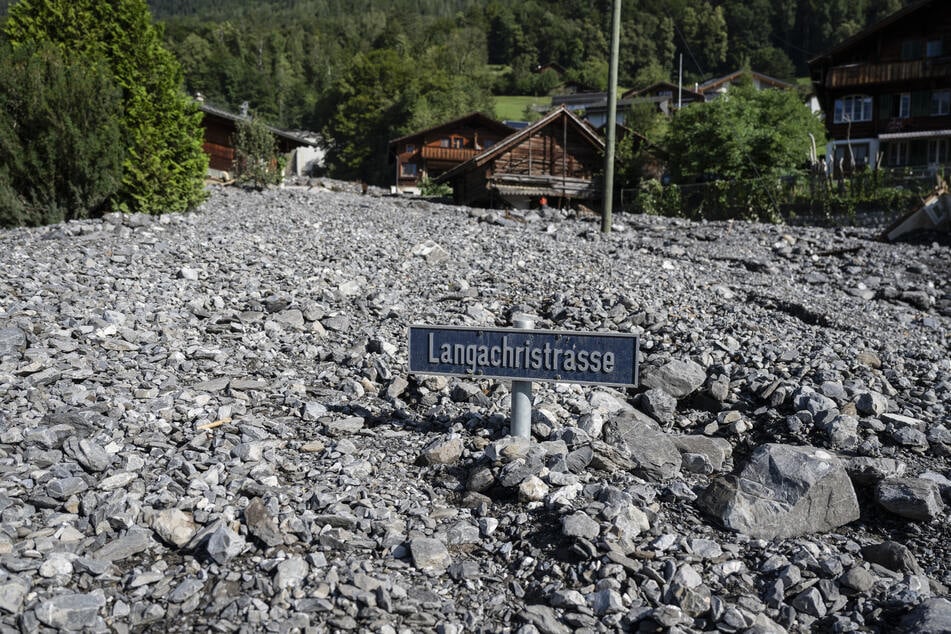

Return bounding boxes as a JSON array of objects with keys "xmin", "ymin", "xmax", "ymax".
[
  {"xmin": 5, "ymin": 0, "xmax": 208, "ymax": 215},
  {"xmin": 233, "ymin": 117, "xmax": 284, "ymax": 189},
  {"xmin": 0, "ymin": 42, "xmax": 123, "ymax": 227}
]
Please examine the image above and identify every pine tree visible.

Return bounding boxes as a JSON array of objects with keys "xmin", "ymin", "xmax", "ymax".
[
  {"xmin": 0, "ymin": 42, "xmax": 123, "ymax": 226},
  {"xmin": 4, "ymin": 0, "xmax": 208, "ymax": 215}
]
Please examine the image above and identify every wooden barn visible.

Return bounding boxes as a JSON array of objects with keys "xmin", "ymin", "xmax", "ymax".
[
  {"xmin": 388, "ymin": 113, "xmax": 515, "ymax": 194},
  {"xmin": 199, "ymin": 103, "xmax": 322, "ymax": 178},
  {"xmin": 434, "ymin": 106, "xmax": 605, "ymax": 209}
]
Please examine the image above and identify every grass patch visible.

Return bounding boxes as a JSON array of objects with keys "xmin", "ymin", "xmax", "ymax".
[{"xmin": 493, "ymin": 95, "xmax": 551, "ymax": 122}]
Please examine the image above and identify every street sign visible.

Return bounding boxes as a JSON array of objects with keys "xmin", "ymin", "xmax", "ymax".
[{"xmin": 409, "ymin": 324, "xmax": 639, "ymax": 387}]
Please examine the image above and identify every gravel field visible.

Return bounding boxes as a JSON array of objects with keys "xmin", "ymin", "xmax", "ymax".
[{"xmin": 0, "ymin": 183, "xmax": 948, "ymax": 633}]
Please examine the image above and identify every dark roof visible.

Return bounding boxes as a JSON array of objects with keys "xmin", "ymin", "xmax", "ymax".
[
  {"xmin": 388, "ymin": 112, "xmax": 515, "ymax": 147},
  {"xmin": 809, "ymin": 0, "xmax": 936, "ymax": 63},
  {"xmin": 698, "ymin": 70, "xmax": 793, "ymax": 93},
  {"xmin": 198, "ymin": 102, "xmax": 320, "ymax": 147},
  {"xmin": 622, "ymin": 82, "xmax": 705, "ymax": 101},
  {"xmin": 434, "ymin": 106, "xmax": 605, "ymax": 184}
]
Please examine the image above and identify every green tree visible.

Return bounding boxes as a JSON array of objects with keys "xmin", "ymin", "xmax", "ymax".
[
  {"xmin": 233, "ymin": 117, "xmax": 283, "ymax": 189},
  {"xmin": 4, "ymin": 0, "xmax": 208, "ymax": 215},
  {"xmin": 0, "ymin": 42, "xmax": 123, "ymax": 226},
  {"xmin": 665, "ymin": 84, "xmax": 826, "ymax": 182}
]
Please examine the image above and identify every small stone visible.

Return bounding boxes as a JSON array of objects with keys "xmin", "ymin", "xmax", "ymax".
[
  {"xmin": 93, "ymin": 528, "xmax": 152, "ymax": 562},
  {"xmin": 518, "ymin": 475, "xmax": 549, "ymax": 502},
  {"xmin": 152, "ymin": 509, "xmax": 197, "ymax": 548},
  {"xmin": 0, "ymin": 580, "xmax": 29, "ymax": 614},
  {"xmin": 839, "ymin": 566, "xmax": 875, "ymax": 593},
  {"xmin": 791, "ymin": 586, "xmax": 827, "ymax": 618},
  {"xmin": 420, "ymin": 435, "xmax": 463, "ymax": 465},
  {"xmin": 640, "ymin": 359, "xmax": 706, "ymax": 398},
  {"xmin": 275, "ymin": 557, "xmax": 309, "ymax": 590},
  {"xmin": 520, "ymin": 605, "xmax": 571, "ymax": 634},
  {"xmin": 203, "ymin": 525, "xmax": 245, "ymax": 565},
  {"xmin": 876, "ymin": 478, "xmax": 945, "ymax": 521},
  {"xmin": 178, "ymin": 267, "xmax": 200, "ymax": 281},
  {"xmin": 409, "ymin": 538, "xmax": 451, "ymax": 572},
  {"xmin": 562, "ymin": 511, "xmax": 600, "ymax": 541},
  {"xmin": 244, "ymin": 498, "xmax": 283, "ymax": 547}
]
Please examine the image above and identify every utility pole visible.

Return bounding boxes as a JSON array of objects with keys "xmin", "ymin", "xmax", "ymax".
[{"xmin": 601, "ymin": 0, "xmax": 622, "ymax": 233}]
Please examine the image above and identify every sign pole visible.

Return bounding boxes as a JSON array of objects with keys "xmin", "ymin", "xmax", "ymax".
[{"xmin": 510, "ymin": 316, "xmax": 534, "ymax": 439}]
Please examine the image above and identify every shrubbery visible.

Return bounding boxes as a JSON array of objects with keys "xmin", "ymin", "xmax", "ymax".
[
  {"xmin": 233, "ymin": 117, "xmax": 284, "ymax": 189},
  {"xmin": 3, "ymin": 0, "xmax": 208, "ymax": 220},
  {"xmin": 0, "ymin": 42, "xmax": 124, "ymax": 227}
]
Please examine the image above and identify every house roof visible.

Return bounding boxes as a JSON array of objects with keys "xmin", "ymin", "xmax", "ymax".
[
  {"xmin": 198, "ymin": 102, "xmax": 320, "ymax": 147},
  {"xmin": 388, "ymin": 112, "xmax": 515, "ymax": 147},
  {"xmin": 622, "ymin": 81, "xmax": 705, "ymax": 102},
  {"xmin": 698, "ymin": 70, "xmax": 793, "ymax": 93},
  {"xmin": 434, "ymin": 106, "xmax": 605, "ymax": 184},
  {"xmin": 809, "ymin": 0, "xmax": 936, "ymax": 63}
]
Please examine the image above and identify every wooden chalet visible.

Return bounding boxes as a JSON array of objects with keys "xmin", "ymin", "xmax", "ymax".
[
  {"xmin": 198, "ymin": 103, "xmax": 321, "ymax": 177},
  {"xmin": 697, "ymin": 70, "xmax": 793, "ymax": 100},
  {"xmin": 809, "ymin": 0, "xmax": 951, "ymax": 172},
  {"xmin": 619, "ymin": 81, "xmax": 706, "ymax": 116},
  {"xmin": 388, "ymin": 113, "xmax": 515, "ymax": 194},
  {"xmin": 435, "ymin": 106, "xmax": 605, "ymax": 209}
]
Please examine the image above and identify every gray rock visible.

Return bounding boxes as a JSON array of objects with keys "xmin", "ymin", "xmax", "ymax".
[
  {"xmin": 244, "ymin": 498, "xmax": 284, "ymax": 547},
  {"xmin": 855, "ymin": 391, "xmax": 889, "ymax": 416},
  {"xmin": 151, "ymin": 508, "xmax": 197, "ymax": 548},
  {"xmin": 63, "ymin": 437, "xmax": 113, "ymax": 472},
  {"xmin": 589, "ymin": 588, "xmax": 625, "ymax": 615},
  {"xmin": 900, "ymin": 598, "xmax": 951, "ymax": 634},
  {"xmin": 839, "ymin": 566, "xmax": 875, "ymax": 592},
  {"xmin": 562, "ymin": 511, "xmax": 600, "ymax": 540},
  {"xmin": 640, "ymin": 359, "xmax": 706, "ymax": 398},
  {"xmin": 791, "ymin": 586, "xmax": 827, "ymax": 618},
  {"xmin": 603, "ymin": 410, "xmax": 681, "ymax": 480},
  {"xmin": 0, "ymin": 327, "xmax": 27, "ymax": 357},
  {"xmin": 409, "ymin": 538, "xmax": 451, "ymax": 572},
  {"xmin": 846, "ymin": 457, "xmax": 907, "ymax": 486},
  {"xmin": 640, "ymin": 388, "xmax": 677, "ymax": 423},
  {"xmin": 323, "ymin": 417, "xmax": 365, "ymax": 436},
  {"xmin": 93, "ymin": 528, "xmax": 153, "ymax": 562},
  {"xmin": 203, "ymin": 525, "xmax": 246, "ymax": 565},
  {"xmin": 699, "ymin": 443, "xmax": 860, "ymax": 539},
  {"xmin": 861, "ymin": 541, "xmax": 923, "ymax": 575},
  {"xmin": 35, "ymin": 592, "xmax": 105, "ymax": 631},
  {"xmin": 670, "ymin": 435, "xmax": 732, "ymax": 471},
  {"xmin": 0, "ymin": 579, "xmax": 29, "ymax": 614},
  {"xmin": 520, "ymin": 605, "xmax": 571, "ymax": 634},
  {"xmin": 420, "ymin": 434, "xmax": 463, "ymax": 465},
  {"xmin": 275, "ymin": 557, "xmax": 309, "ymax": 590},
  {"xmin": 876, "ymin": 478, "xmax": 945, "ymax": 521}
]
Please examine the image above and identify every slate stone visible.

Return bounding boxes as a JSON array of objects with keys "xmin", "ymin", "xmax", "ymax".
[
  {"xmin": 409, "ymin": 538, "xmax": 451, "ymax": 572},
  {"xmin": 603, "ymin": 410, "xmax": 681, "ymax": 480},
  {"xmin": 861, "ymin": 541, "xmax": 923, "ymax": 576},
  {"xmin": 244, "ymin": 498, "xmax": 284, "ymax": 547},
  {"xmin": 899, "ymin": 598, "xmax": 951, "ymax": 634},
  {"xmin": 203, "ymin": 525, "xmax": 245, "ymax": 565},
  {"xmin": 35, "ymin": 592, "xmax": 105, "ymax": 631},
  {"xmin": 699, "ymin": 443, "xmax": 859, "ymax": 539},
  {"xmin": 876, "ymin": 478, "xmax": 945, "ymax": 521},
  {"xmin": 0, "ymin": 327, "xmax": 27, "ymax": 357},
  {"xmin": 93, "ymin": 528, "xmax": 153, "ymax": 562},
  {"xmin": 562, "ymin": 511, "xmax": 600, "ymax": 541},
  {"xmin": 420, "ymin": 434, "xmax": 463, "ymax": 465},
  {"xmin": 520, "ymin": 605, "xmax": 571, "ymax": 634},
  {"xmin": 640, "ymin": 359, "xmax": 706, "ymax": 398}
]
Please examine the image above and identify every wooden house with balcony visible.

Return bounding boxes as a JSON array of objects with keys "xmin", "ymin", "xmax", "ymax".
[
  {"xmin": 388, "ymin": 113, "xmax": 515, "ymax": 193},
  {"xmin": 809, "ymin": 0, "xmax": 951, "ymax": 173},
  {"xmin": 434, "ymin": 106, "xmax": 605, "ymax": 209}
]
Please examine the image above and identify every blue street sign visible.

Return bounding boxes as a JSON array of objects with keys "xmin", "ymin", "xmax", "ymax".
[{"xmin": 409, "ymin": 325, "xmax": 639, "ymax": 387}]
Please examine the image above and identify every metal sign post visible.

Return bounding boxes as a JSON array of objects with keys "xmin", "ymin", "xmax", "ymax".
[
  {"xmin": 409, "ymin": 321, "xmax": 639, "ymax": 439},
  {"xmin": 509, "ymin": 316, "xmax": 535, "ymax": 438}
]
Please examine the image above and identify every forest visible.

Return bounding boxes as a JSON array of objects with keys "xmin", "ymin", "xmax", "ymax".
[{"xmin": 0, "ymin": 0, "xmax": 912, "ymax": 185}]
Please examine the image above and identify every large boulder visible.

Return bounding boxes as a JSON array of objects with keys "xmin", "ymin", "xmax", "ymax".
[
  {"xmin": 640, "ymin": 359, "xmax": 706, "ymax": 399},
  {"xmin": 602, "ymin": 410, "xmax": 681, "ymax": 480},
  {"xmin": 699, "ymin": 444, "xmax": 859, "ymax": 539}
]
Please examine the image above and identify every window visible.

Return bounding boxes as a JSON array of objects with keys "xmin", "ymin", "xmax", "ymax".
[
  {"xmin": 899, "ymin": 93, "xmax": 911, "ymax": 118},
  {"xmin": 405, "ymin": 143, "xmax": 415, "ymax": 153},
  {"xmin": 928, "ymin": 139, "xmax": 949, "ymax": 165},
  {"xmin": 439, "ymin": 138, "xmax": 450, "ymax": 148},
  {"xmin": 833, "ymin": 95, "xmax": 873, "ymax": 123},
  {"xmin": 400, "ymin": 162, "xmax": 418, "ymax": 178},
  {"xmin": 902, "ymin": 39, "xmax": 922, "ymax": 60},
  {"xmin": 932, "ymin": 90, "xmax": 950, "ymax": 116},
  {"xmin": 452, "ymin": 137, "xmax": 464, "ymax": 149},
  {"xmin": 926, "ymin": 39, "xmax": 943, "ymax": 58},
  {"xmin": 834, "ymin": 143, "xmax": 870, "ymax": 168}
]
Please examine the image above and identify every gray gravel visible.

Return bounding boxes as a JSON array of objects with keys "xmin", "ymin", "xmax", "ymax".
[{"xmin": 0, "ymin": 183, "xmax": 948, "ymax": 633}]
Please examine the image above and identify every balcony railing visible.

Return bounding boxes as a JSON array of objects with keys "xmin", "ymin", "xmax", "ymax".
[
  {"xmin": 826, "ymin": 58, "xmax": 951, "ymax": 88},
  {"xmin": 420, "ymin": 146, "xmax": 481, "ymax": 162}
]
